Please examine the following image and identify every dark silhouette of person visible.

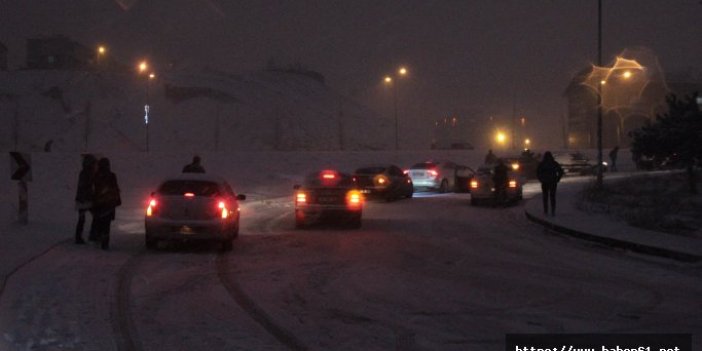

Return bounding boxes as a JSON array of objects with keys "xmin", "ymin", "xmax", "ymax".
[
  {"xmin": 537, "ymin": 151, "xmax": 565, "ymax": 216},
  {"xmin": 74, "ymin": 154, "xmax": 97, "ymax": 244},
  {"xmin": 91, "ymin": 158, "xmax": 121, "ymax": 250},
  {"xmin": 183, "ymin": 155, "xmax": 206, "ymax": 173},
  {"xmin": 485, "ymin": 149, "xmax": 497, "ymax": 165},
  {"xmin": 609, "ymin": 146, "xmax": 619, "ymax": 172},
  {"xmin": 492, "ymin": 159, "xmax": 509, "ymax": 205}
]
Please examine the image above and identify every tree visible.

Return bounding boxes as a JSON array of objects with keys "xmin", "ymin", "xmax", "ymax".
[{"xmin": 630, "ymin": 93, "xmax": 701, "ymax": 193}]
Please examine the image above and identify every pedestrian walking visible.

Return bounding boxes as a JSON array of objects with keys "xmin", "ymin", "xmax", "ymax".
[
  {"xmin": 91, "ymin": 158, "xmax": 121, "ymax": 250},
  {"xmin": 609, "ymin": 146, "xmax": 619, "ymax": 172},
  {"xmin": 74, "ymin": 154, "xmax": 97, "ymax": 244},
  {"xmin": 492, "ymin": 159, "xmax": 509, "ymax": 206},
  {"xmin": 485, "ymin": 149, "xmax": 497, "ymax": 165},
  {"xmin": 182, "ymin": 155, "xmax": 206, "ymax": 173},
  {"xmin": 536, "ymin": 151, "xmax": 565, "ymax": 216}
]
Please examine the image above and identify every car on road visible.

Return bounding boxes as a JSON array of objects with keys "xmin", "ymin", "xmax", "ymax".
[
  {"xmin": 353, "ymin": 165, "xmax": 413, "ymax": 201},
  {"xmin": 554, "ymin": 152, "xmax": 608, "ymax": 175},
  {"xmin": 144, "ymin": 174, "xmax": 246, "ymax": 251},
  {"xmin": 294, "ymin": 170, "xmax": 364, "ymax": 228},
  {"xmin": 408, "ymin": 160, "xmax": 475, "ymax": 193},
  {"xmin": 469, "ymin": 164, "xmax": 523, "ymax": 206}
]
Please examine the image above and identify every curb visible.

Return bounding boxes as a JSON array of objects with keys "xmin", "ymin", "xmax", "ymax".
[{"xmin": 524, "ymin": 210, "xmax": 702, "ymax": 263}]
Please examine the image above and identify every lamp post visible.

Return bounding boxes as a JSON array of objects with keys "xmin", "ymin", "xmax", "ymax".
[
  {"xmin": 383, "ymin": 66, "xmax": 408, "ymax": 150},
  {"xmin": 596, "ymin": 0, "xmax": 604, "ymax": 188},
  {"xmin": 96, "ymin": 45, "xmax": 106, "ymax": 68},
  {"xmin": 137, "ymin": 61, "xmax": 154, "ymax": 152}
]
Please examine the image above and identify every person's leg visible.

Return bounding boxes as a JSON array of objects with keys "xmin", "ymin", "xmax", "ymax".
[
  {"xmin": 550, "ymin": 183, "xmax": 558, "ymax": 215},
  {"xmin": 75, "ymin": 210, "xmax": 86, "ymax": 244},
  {"xmin": 89, "ymin": 210, "xmax": 99, "ymax": 241},
  {"xmin": 541, "ymin": 183, "xmax": 549, "ymax": 215}
]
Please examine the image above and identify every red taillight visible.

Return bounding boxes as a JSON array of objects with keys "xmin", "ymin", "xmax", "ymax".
[
  {"xmin": 428, "ymin": 169, "xmax": 439, "ymax": 177},
  {"xmin": 509, "ymin": 180, "xmax": 517, "ymax": 188},
  {"xmin": 321, "ymin": 170, "xmax": 338, "ymax": 180},
  {"xmin": 218, "ymin": 200, "xmax": 229, "ymax": 219},
  {"xmin": 403, "ymin": 169, "xmax": 409, "ymax": 175},
  {"xmin": 470, "ymin": 180, "xmax": 479, "ymax": 189},
  {"xmin": 184, "ymin": 192, "xmax": 195, "ymax": 197},
  {"xmin": 146, "ymin": 198, "xmax": 157, "ymax": 217},
  {"xmin": 375, "ymin": 175, "xmax": 389, "ymax": 187},
  {"xmin": 296, "ymin": 192, "xmax": 307, "ymax": 205},
  {"xmin": 346, "ymin": 190, "xmax": 363, "ymax": 208}
]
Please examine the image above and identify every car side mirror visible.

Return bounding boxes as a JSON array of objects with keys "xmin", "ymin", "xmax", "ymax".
[
  {"xmin": 237, "ymin": 194, "xmax": 246, "ymax": 201},
  {"xmin": 293, "ymin": 184, "xmax": 301, "ymax": 190}
]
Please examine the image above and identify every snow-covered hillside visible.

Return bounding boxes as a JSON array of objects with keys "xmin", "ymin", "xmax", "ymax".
[{"xmin": 0, "ymin": 68, "xmax": 391, "ymax": 153}]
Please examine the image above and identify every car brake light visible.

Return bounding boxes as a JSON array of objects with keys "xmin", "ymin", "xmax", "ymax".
[
  {"xmin": 346, "ymin": 190, "xmax": 362, "ymax": 207},
  {"xmin": 375, "ymin": 175, "xmax": 388, "ymax": 186},
  {"xmin": 218, "ymin": 200, "xmax": 229, "ymax": 219},
  {"xmin": 146, "ymin": 198, "xmax": 157, "ymax": 216},
  {"xmin": 403, "ymin": 169, "xmax": 409, "ymax": 175},
  {"xmin": 296, "ymin": 192, "xmax": 307, "ymax": 205},
  {"xmin": 509, "ymin": 180, "xmax": 517, "ymax": 188},
  {"xmin": 470, "ymin": 180, "xmax": 479, "ymax": 189},
  {"xmin": 184, "ymin": 192, "xmax": 195, "ymax": 197},
  {"xmin": 428, "ymin": 169, "xmax": 439, "ymax": 177},
  {"xmin": 511, "ymin": 163, "xmax": 520, "ymax": 171},
  {"xmin": 321, "ymin": 170, "xmax": 338, "ymax": 180}
]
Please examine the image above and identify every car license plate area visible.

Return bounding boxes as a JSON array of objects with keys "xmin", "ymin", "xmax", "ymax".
[{"xmin": 318, "ymin": 196, "xmax": 339, "ymax": 204}]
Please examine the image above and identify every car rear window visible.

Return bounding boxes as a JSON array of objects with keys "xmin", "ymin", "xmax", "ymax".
[
  {"xmin": 355, "ymin": 167, "xmax": 386, "ymax": 174},
  {"xmin": 411, "ymin": 162, "xmax": 436, "ymax": 169},
  {"xmin": 158, "ymin": 180, "xmax": 221, "ymax": 197}
]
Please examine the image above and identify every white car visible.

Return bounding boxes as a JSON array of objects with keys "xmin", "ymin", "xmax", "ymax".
[
  {"xmin": 408, "ymin": 160, "xmax": 473, "ymax": 193},
  {"xmin": 144, "ymin": 174, "xmax": 246, "ymax": 251}
]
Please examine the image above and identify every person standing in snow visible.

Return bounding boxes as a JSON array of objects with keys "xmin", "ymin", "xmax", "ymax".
[
  {"xmin": 182, "ymin": 155, "xmax": 206, "ymax": 173},
  {"xmin": 485, "ymin": 149, "xmax": 497, "ymax": 165},
  {"xmin": 91, "ymin": 158, "xmax": 121, "ymax": 250},
  {"xmin": 537, "ymin": 151, "xmax": 565, "ymax": 216},
  {"xmin": 74, "ymin": 154, "xmax": 97, "ymax": 244}
]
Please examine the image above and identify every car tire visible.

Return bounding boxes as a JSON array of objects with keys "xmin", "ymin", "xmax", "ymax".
[
  {"xmin": 470, "ymin": 197, "xmax": 480, "ymax": 206},
  {"xmin": 295, "ymin": 211, "xmax": 306, "ymax": 229},
  {"xmin": 439, "ymin": 179, "xmax": 449, "ymax": 193},
  {"xmin": 406, "ymin": 190, "xmax": 413, "ymax": 199}
]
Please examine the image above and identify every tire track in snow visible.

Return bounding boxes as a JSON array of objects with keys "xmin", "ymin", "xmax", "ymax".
[
  {"xmin": 216, "ymin": 252, "xmax": 307, "ymax": 351},
  {"xmin": 111, "ymin": 250, "xmax": 146, "ymax": 351},
  {"xmin": 0, "ymin": 239, "xmax": 70, "ymax": 305}
]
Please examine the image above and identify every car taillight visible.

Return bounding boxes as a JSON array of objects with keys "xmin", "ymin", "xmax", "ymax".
[
  {"xmin": 146, "ymin": 198, "xmax": 157, "ymax": 217},
  {"xmin": 470, "ymin": 180, "xmax": 479, "ymax": 189},
  {"xmin": 428, "ymin": 169, "xmax": 439, "ymax": 177},
  {"xmin": 218, "ymin": 200, "xmax": 229, "ymax": 219},
  {"xmin": 375, "ymin": 175, "xmax": 389, "ymax": 187},
  {"xmin": 509, "ymin": 180, "xmax": 517, "ymax": 188},
  {"xmin": 295, "ymin": 192, "xmax": 307, "ymax": 205},
  {"xmin": 184, "ymin": 192, "xmax": 195, "ymax": 197},
  {"xmin": 403, "ymin": 169, "xmax": 409, "ymax": 175},
  {"xmin": 346, "ymin": 190, "xmax": 362, "ymax": 208},
  {"xmin": 511, "ymin": 163, "xmax": 520, "ymax": 171}
]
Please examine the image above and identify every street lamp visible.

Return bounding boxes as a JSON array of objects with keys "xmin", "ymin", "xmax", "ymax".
[
  {"xmin": 383, "ymin": 66, "xmax": 409, "ymax": 150},
  {"xmin": 137, "ymin": 61, "xmax": 154, "ymax": 152},
  {"xmin": 96, "ymin": 45, "xmax": 106, "ymax": 68}
]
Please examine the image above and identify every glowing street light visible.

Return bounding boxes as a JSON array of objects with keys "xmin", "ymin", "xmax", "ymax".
[
  {"xmin": 138, "ymin": 61, "xmax": 148, "ymax": 74},
  {"xmin": 383, "ymin": 66, "xmax": 410, "ymax": 150},
  {"xmin": 622, "ymin": 70, "xmax": 632, "ymax": 79},
  {"xmin": 495, "ymin": 131, "xmax": 507, "ymax": 145},
  {"xmin": 524, "ymin": 138, "xmax": 531, "ymax": 149}
]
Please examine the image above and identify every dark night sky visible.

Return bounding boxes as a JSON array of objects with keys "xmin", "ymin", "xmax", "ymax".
[{"xmin": 1, "ymin": 0, "xmax": 701, "ymax": 148}]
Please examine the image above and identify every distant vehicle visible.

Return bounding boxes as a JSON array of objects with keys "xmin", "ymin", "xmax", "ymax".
[
  {"xmin": 469, "ymin": 164, "xmax": 524, "ymax": 206},
  {"xmin": 408, "ymin": 161, "xmax": 475, "ymax": 193},
  {"xmin": 353, "ymin": 165, "xmax": 413, "ymax": 201},
  {"xmin": 294, "ymin": 170, "xmax": 364, "ymax": 229},
  {"xmin": 554, "ymin": 152, "xmax": 608, "ymax": 175},
  {"xmin": 144, "ymin": 174, "xmax": 246, "ymax": 251}
]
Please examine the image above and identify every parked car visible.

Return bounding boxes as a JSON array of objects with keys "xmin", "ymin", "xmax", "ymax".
[
  {"xmin": 144, "ymin": 174, "xmax": 246, "ymax": 251},
  {"xmin": 294, "ymin": 170, "xmax": 364, "ymax": 228},
  {"xmin": 469, "ymin": 164, "xmax": 523, "ymax": 206},
  {"xmin": 554, "ymin": 152, "xmax": 608, "ymax": 175},
  {"xmin": 353, "ymin": 165, "xmax": 413, "ymax": 201},
  {"xmin": 408, "ymin": 160, "xmax": 475, "ymax": 193}
]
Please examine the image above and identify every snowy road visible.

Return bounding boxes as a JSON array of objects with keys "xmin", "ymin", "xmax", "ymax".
[{"xmin": 1, "ymin": 188, "xmax": 700, "ymax": 351}]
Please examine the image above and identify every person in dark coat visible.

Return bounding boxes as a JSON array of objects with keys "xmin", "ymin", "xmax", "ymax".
[
  {"xmin": 485, "ymin": 149, "xmax": 497, "ymax": 165},
  {"xmin": 182, "ymin": 155, "xmax": 205, "ymax": 173},
  {"xmin": 492, "ymin": 159, "xmax": 509, "ymax": 205},
  {"xmin": 609, "ymin": 146, "xmax": 619, "ymax": 172},
  {"xmin": 91, "ymin": 158, "xmax": 121, "ymax": 250},
  {"xmin": 537, "ymin": 151, "xmax": 565, "ymax": 216},
  {"xmin": 74, "ymin": 154, "xmax": 97, "ymax": 244}
]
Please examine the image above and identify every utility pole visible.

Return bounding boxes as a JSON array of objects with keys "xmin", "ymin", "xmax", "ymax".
[{"xmin": 596, "ymin": 0, "xmax": 604, "ymax": 188}]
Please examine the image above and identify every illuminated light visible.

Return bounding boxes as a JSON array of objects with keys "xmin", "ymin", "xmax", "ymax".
[
  {"xmin": 511, "ymin": 163, "xmax": 520, "ymax": 171},
  {"xmin": 384, "ymin": 76, "xmax": 392, "ymax": 83},
  {"xmin": 470, "ymin": 180, "xmax": 479, "ymax": 189},
  {"xmin": 524, "ymin": 138, "xmax": 531, "ymax": 146},
  {"xmin": 403, "ymin": 169, "xmax": 409, "ymax": 175},
  {"xmin": 97, "ymin": 46, "xmax": 106, "ymax": 55},
  {"xmin": 146, "ymin": 199, "xmax": 157, "ymax": 216},
  {"xmin": 509, "ymin": 180, "xmax": 517, "ymax": 188},
  {"xmin": 138, "ymin": 61, "xmax": 148, "ymax": 73},
  {"xmin": 218, "ymin": 201, "xmax": 229, "ymax": 219},
  {"xmin": 398, "ymin": 67, "xmax": 408, "ymax": 75},
  {"xmin": 321, "ymin": 171, "xmax": 337, "ymax": 180},
  {"xmin": 184, "ymin": 192, "xmax": 195, "ymax": 197},
  {"xmin": 600, "ymin": 80, "xmax": 607, "ymax": 85},
  {"xmin": 428, "ymin": 169, "xmax": 439, "ymax": 177},
  {"xmin": 149, "ymin": 73, "xmax": 156, "ymax": 79},
  {"xmin": 375, "ymin": 175, "xmax": 388, "ymax": 187},
  {"xmin": 218, "ymin": 201, "xmax": 226, "ymax": 209},
  {"xmin": 296, "ymin": 192, "xmax": 307, "ymax": 204},
  {"xmin": 495, "ymin": 131, "xmax": 507, "ymax": 144},
  {"xmin": 346, "ymin": 190, "xmax": 363, "ymax": 207},
  {"xmin": 622, "ymin": 70, "xmax": 632, "ymax": 79}
]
